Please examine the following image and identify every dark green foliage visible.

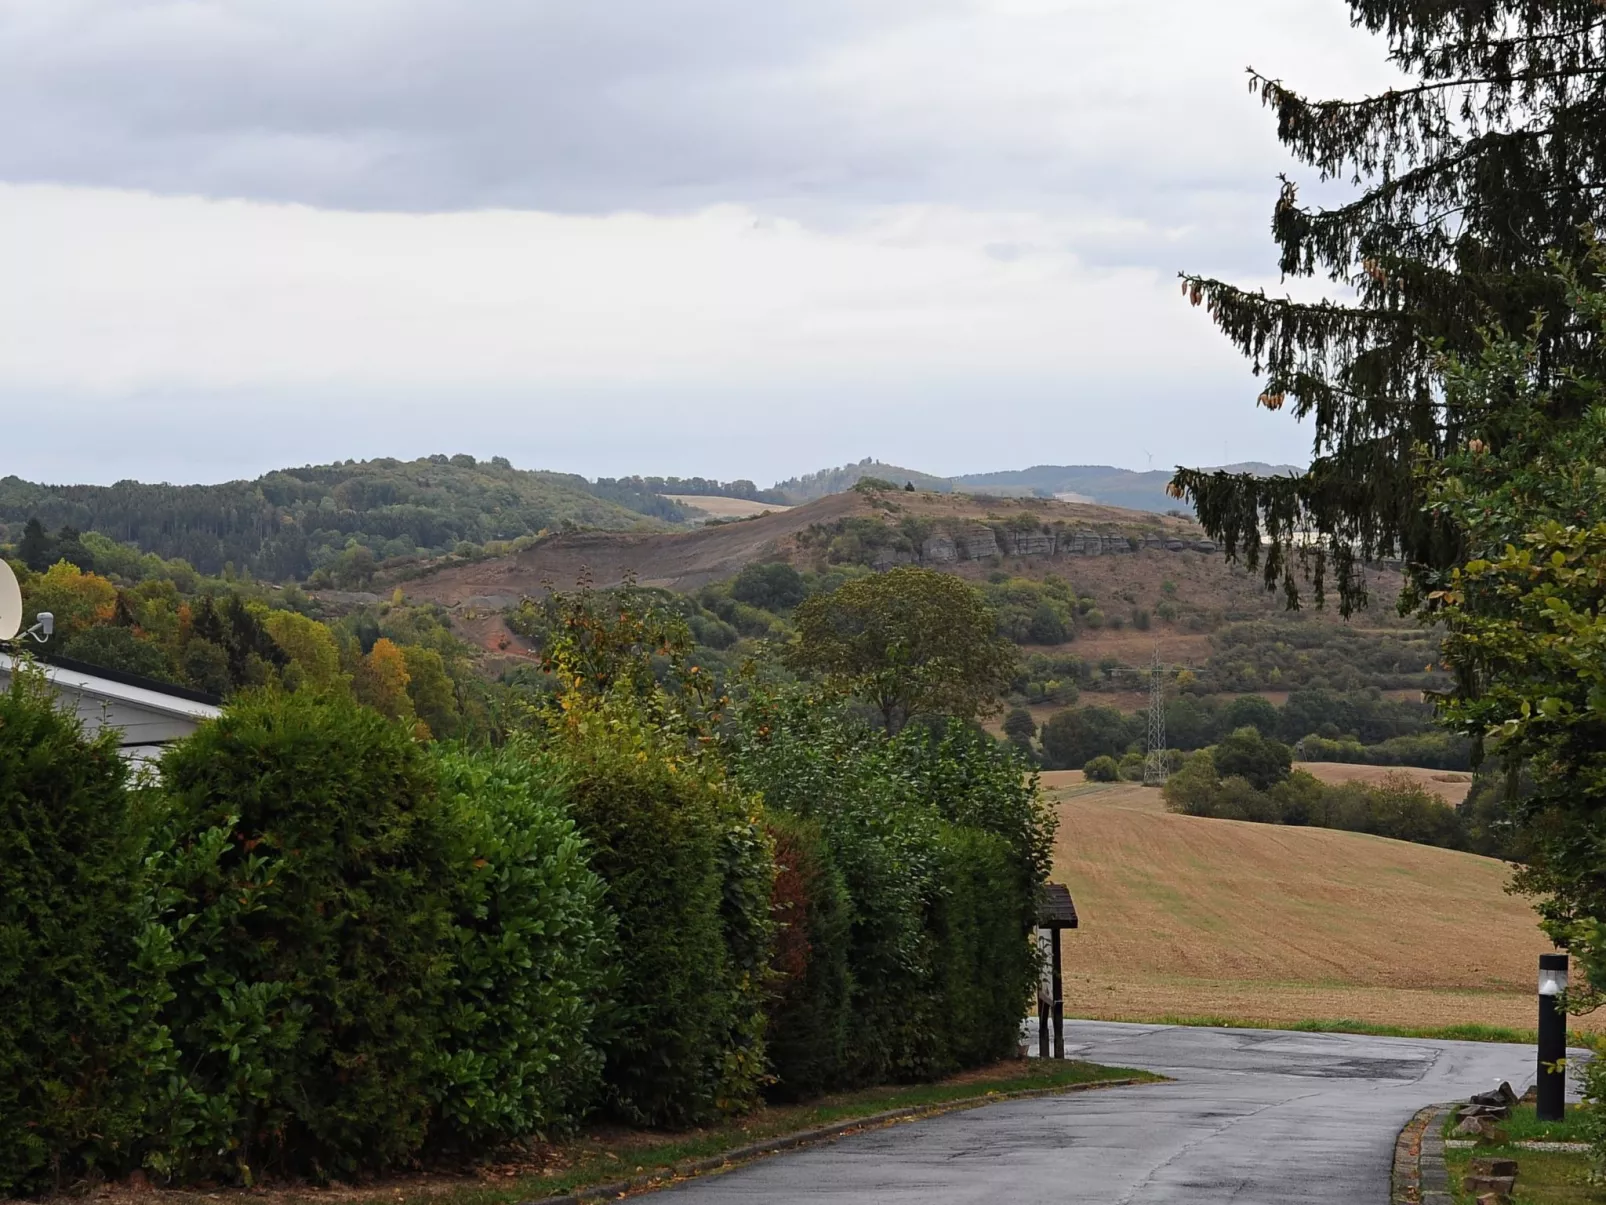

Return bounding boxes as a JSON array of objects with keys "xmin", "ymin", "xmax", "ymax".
[
  {"xmin": 151, "ymin": 692, "xmax": 463, "ymax": 1182},
  {"xmin": 1296, "ymin": 731, "xmax": 1472, "ymax": 771},
  {"xmin": 188, "ymin": 595, "xmax": 289, "ymax": 691},
  {"xmin": 532, "ymin": 584, "xmax": 772, "ymax": 1126},
  {"xmin": 0, "ymin": 457, "xmax": 664, "ymax": 579},
  {"xmin": 550, "ymin": 718, "xmax": 763, "ymax": 1126},
  {"xmin": 0, "ymin": 667, "xmax": 166, "ymax": 1196},
  {"xmin": 1083, "ymin": 755, "xmax": 1120, "ymax": 783},
  {"xmin": 927, "ymin": 823, "xmax": 1036, "ymax": 1068},
  {"xmin": 1212, "ymin": 726, "xmax": 1293, "ymax": 790},
  {"xmin": 16, "ymin": 518, "xmax": 51, "ymax": 572},
  {"xmin": 762, "ymin": 814, "xmax": 853, "ymax": 1101},
  {"xmin": 1002, "ymin": 707, "xmax": 1038, "ymax": 753},
  {"xmin": 727, "ymin": 693, "xmax": 1048, "ymax": 1088},
  {"xmin": 60, "ymin": 624, "xmax": 177, "ymax": 681},
  {"xmin": 1165, "ymin": 756, "xmax": 1473, "ymax": 851},
  {"xmin": 1222, "ymin": 694, "xmax": 1280, "ymax": 739},
  {"xmin": 1027, "ymin": 602, "xmax": 1067, "ymax": 645},
  {"xmin": 1040, "ymin": 705, "xmax": 1138, "ymax": 770},
  {"xmin": 731, "ymin": 562, "xmax": 807, "ymax": 612},
  {"xmin": 429, "ymin": 745, "xmax": 612, "ymax": 1149},
  {"xmin": 1173, "ymin": 2, "xmax": 1606, "ymax": 612},
  {"xmin": 787, "ymin": 566, "xmax": 1016, "ymax": 734}
]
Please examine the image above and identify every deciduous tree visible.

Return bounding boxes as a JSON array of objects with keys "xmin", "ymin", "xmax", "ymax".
[{"xmin": 787, "ymin": 567, "xmax": 1015, "ymax": 734}]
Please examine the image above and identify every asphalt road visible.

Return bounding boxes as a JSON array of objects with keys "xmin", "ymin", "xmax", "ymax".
[{"xmin": 657, "ymin": 1021, "xmax": 1551, "ymax": 1203}]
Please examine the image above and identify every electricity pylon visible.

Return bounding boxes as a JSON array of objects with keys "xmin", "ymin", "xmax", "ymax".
[{"xmin": 1144, "ymin": 648, "xmax": 1169, "ymax": 786}]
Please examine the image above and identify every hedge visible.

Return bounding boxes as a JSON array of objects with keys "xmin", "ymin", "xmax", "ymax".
[
  {"xmin": 0, "ymin": 666, "xmax": 165, "ymax": 1196},
  {"xmin": 550, "ymin": 701, "xmax": 772, "ymax": 1127},
  {"xmin": 429, "ymin": 744, "xmax": 612, "ymax": 1149},
  {"xmin": 763, "ymin": 814, "xmax": 853, "ymax": 1101}
]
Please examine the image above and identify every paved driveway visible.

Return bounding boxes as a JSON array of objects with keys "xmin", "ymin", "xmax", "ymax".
[{"xmin": 658, "ymin": 1021, "xmax": 1549, "ymax": 1203}]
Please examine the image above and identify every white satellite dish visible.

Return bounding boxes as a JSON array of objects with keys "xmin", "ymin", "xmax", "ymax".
[{"xmin": 0, "ymin": 559, "xmax": 21, "ymax": 641}]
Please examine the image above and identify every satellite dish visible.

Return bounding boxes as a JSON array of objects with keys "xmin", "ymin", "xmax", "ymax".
[{"xmin": 0, "ymin": 559, "xmax": 20, "ymax": 641}]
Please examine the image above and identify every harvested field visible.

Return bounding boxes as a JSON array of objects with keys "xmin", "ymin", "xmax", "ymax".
[
  {"xmin": 1050, "ymin": 782, "xmax": 1588, "ymax": 1032},
  {"xmin": 1298, "ymin": 761, "xmax": 1473, "ymax": 805},
  {"xmin": 664, "ymin": 494, "xmax": 793, "ymax": 520}
]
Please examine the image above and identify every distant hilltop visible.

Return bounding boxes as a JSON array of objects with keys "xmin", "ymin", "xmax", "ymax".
[{"xmin": 770, "ymin": 459, "xmax": 1303, "ymax": 514}]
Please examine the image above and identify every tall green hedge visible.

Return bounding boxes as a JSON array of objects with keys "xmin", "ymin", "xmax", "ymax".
[
  {"xmin": 929, "ymin": 823, "xmax": 1037, "ymax": 1070},
  {"xmin": 429, "ymin": 744, "xmax": 613, "ymax": 1149},
  {"xmin": 150, "ymin": 692, "xmax": 464, "ymax": 1181},
  {"xmin": 763, "ymin": 814, "xmax": 852, "ymax": 1101},
  {"xmin": 0, "ymin": 666, "xmax": 166, "ymax": 1196},
  {"xmin": 727, "ymin": 692, "xmax": 1046, "ymax": 1090},
  {"xmin": 551, "ymin": 704, "xmax": 772, "ymax": 1126}
]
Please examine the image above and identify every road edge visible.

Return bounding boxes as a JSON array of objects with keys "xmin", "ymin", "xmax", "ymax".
[
  {"xmin": 1391, "ymin": 1102, "xmax": 1453, "ymax": 1205},
  {"xmin": 525, "ymin": 1075, "xmax": 1150, "ymax": 1204}
]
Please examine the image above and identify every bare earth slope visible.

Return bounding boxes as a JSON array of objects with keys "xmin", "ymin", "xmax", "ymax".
[
  {"xmin": 403, "ymin": 488, "xmax": 1213, "ymax": 606},
  {"xmin": 1047, "ymin": 780, "xmax": 1570, "ymax": 1031}
]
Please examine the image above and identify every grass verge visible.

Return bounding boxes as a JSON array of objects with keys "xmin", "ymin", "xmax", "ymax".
[
  {"xmin": 1090, "ymin": 1013, "xmax": 1543, "ymax": 1044},
  {"xmin": 1443, "ymin": 1104, "xmax": 1604, "ymax": 1202}
]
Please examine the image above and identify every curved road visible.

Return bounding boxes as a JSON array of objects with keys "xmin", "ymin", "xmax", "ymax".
[{"xmin": 659, "ymin": 1021, "xmax": 1550, "ymax": 1203}]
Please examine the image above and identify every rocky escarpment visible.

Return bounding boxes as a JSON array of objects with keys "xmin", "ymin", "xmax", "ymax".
[{"xmin": 855, "ymin": 522, "xmax": 1218, "ymax": 570}]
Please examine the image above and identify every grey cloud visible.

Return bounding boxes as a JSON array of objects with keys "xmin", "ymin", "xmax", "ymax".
[{"xmin": 0, "ymin": 0, "xmax": 1349, "ymax": 274}]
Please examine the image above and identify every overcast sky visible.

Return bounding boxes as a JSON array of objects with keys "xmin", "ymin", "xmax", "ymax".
[{"xmin": 0, "ymin": 0, "xmax": 1399, "ymax": 486}]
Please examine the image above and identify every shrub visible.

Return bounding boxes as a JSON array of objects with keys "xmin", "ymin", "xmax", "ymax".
[
  {"xmin": 1084, "ymin": 755, "xmax": 1120, "ymax": 782},
  {"xmin": 928, "ymin": 823, "xmax": 1035, "ymax": 1070},
  {"xmin": 151, "ymin": 691, "xmax": 463, "ymax": 1182},
  {"xmin": 1040, "ymin": 705, "xmax": 1135, "ymax": 770},
  {"xmin": 0, "ymin": 666, "xmax": 167, "ymax": 1196},
  {"xmin": 1212, "ymin": 726, "xmax": 1293, "ymax": 790},
  {"xmin": 731, "ymin": 562, "xmax": 807, "ymax": 612},
  {"xmin": 762, "ymin": 814, "xmax": 853, "ymax": 1101},
  {"xmin": 429, "ymin": 744, "xmax": 613, "ymax": 1149},
  {"xmin": 552, "ymin": 705, "xmax": 769, "ymax": 1126}
]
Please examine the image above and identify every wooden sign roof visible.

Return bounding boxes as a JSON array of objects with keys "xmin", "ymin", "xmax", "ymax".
[{"xmin": 1038, "ymin": 882, "xmax": 1078, "ymax": 929}]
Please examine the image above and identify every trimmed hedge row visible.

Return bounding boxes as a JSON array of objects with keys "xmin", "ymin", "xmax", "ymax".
[
  {"xmin": 728, "ymin": 694, "xmax": 1051, "ymax": 1096},
  {"xmin": 0, "ymin": 671, "xmax": 1051, "ymax": 1193}
]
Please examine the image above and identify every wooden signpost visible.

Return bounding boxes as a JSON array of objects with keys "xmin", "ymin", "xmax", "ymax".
[{"xmin": 1037, "ymin": 883, "xmax": 1078, "ymax": 1059}]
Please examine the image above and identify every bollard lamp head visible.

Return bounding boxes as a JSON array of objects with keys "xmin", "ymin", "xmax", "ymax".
[{"xmin": 1539, "ymin": 955, "xmax": 1569, "ymax": 997}]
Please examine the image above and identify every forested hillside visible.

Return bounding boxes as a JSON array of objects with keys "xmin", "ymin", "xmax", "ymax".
[{"xmin": 0, "ymin": 455, "xmax": 676, "ymax": 579}]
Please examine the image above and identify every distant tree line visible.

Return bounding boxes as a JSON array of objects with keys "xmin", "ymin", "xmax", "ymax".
[{"xmin": 592, "ymin": 475, "xmax": 789, "ymax": 506}]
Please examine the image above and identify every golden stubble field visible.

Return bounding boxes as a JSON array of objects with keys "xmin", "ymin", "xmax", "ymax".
[{"xmin": 1043, "ymin": 772, "xmax": 1583, "ymax": 1031}]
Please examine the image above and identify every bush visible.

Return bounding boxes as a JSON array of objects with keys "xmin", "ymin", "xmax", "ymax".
[
  {"xmin": 1040, "ymin": 705, "xmax": 1136, "ymax": 770},
  {"xmin": 151, "ymin": 691, "xmax": 466, "ymax": 1182},
  {"xmin": 552, "ymin": 705, "xmax": 770, "ymax": 1126},
  {"xmin": 429, "ymin": 744, "xmax": 613, "ymax": 1149},
  {"xmin": 1212, "ymin": 726, "xmax": 1293, "ymax": 790},
  {"xmin": 731, "ymin": 563, "xmax": 807, "ymax": 612},
  {"xmin": 763, "ymin": 814, "xmax": 853, "ymax": 1101},
  {"xmin": 726, "ymin": 695, "xmax": 1051, "ymax": 1090},
  {"xmin": 0, "ymin": 666, "xmax": 166, "ymax": 1196},
  {"xmin": 928, "ymin": 823, "xmax": 1036, "ymax": 1070},
  {"xmin": 1084, "ymin": 755, "xmax": 1120, "ymax": 782}
]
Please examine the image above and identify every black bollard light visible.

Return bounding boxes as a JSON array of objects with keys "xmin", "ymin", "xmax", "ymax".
[{"xmin": 1537, "ymin": 952, "xmax": 1568, "ymax": 1122}]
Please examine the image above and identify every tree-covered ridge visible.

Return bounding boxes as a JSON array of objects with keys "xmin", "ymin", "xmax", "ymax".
[
  {"xmin": 0, "ymin": 454, "xmax": 678, "ymax": 580},
  {"xmin": 773, "ymin": 459, "xmax": 954, "ymax": 502}
]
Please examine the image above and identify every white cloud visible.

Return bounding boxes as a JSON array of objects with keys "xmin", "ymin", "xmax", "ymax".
[{"xmin": 0, "ymin": 0, "xmax": 1405, "ymax": 483}]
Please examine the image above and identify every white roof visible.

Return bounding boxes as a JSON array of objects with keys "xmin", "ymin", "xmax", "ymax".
[{"xmin": 0, "ymin": 652, "xmax": 221, "ymax": 721}]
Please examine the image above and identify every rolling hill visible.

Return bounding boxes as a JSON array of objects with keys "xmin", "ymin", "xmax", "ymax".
[
  {"xmin": 771, "ymin": 458, "xmax": 1303, "ymax": 513},
  {"xmin": 0, "ymin": 456, "xmax": 677, "ymax": 578},
  {"xmin": 1045, "ymin": 775, "xmax": 1570, "ymax": 1032},
  {"xmin": 397, "ymin": 485, "xmax": 1212, "ymax": 609}
]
